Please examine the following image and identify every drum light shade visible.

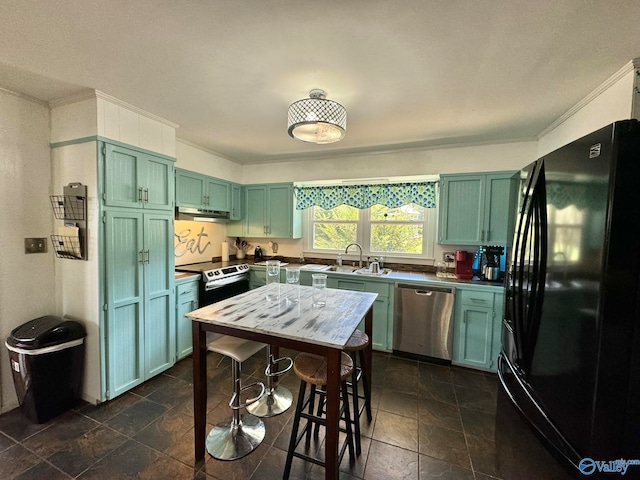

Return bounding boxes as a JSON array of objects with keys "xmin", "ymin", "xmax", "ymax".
[{"xmin": 287, "ymin": 89, "xmax": 346, "ymax": 144}]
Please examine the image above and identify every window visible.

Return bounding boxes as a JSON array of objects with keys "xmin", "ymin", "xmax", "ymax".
[
  {"xmin": 547, "ymin": 204, "xmax": 585, "ymax": 263},
  {"xmin": 307, "ymin": 203, "xmax": 435, "ymax": 258}
]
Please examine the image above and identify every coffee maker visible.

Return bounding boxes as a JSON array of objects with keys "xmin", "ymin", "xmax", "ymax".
[
  {"xmin": 454, "ymin": 250, "xmax": 473, "ymax": 279},
  {"xmin": 473, "ymin": 245, "xmax": 505, "ymax": 281}
]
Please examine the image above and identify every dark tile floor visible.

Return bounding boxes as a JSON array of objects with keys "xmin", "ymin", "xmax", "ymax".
[{"xmin": 0, "ymin": 350, "xmax": 574, "ymax": 479}]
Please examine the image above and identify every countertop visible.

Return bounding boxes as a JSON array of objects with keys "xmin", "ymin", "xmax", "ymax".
[{"xmin": 175, "ymin": 259, "xmax": 505, "ymax": 291}]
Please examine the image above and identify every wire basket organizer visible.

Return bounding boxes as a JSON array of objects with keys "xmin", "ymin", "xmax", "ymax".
[
  {"xmin": 49, "ymin": 183, "xmax": 88, "ymax": 260},
  {"xmin": 49, "ymin": 195, "xmax": 86, "ymax": 221}
]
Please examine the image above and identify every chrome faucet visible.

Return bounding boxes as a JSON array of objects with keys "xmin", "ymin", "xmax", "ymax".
[{"xmin": 345, "ymin": 243, "xmax": 363, "ymax": 268}]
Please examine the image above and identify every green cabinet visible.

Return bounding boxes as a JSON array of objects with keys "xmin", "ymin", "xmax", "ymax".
[
  {"xmin": 230, "ymin": 183, "xmax": 243, "ymax": 221},
  {"xmin": 176, "ymin": 276, "xmax": 199, "ymax": 360},
  {"xmin": 175, "ymin": 168, "xmax": 231, "ymax": 212},
  {"xmin": 103, "ymin": 143, "xmax": 174, "ymax": 211},
  {"xmin": 453, "ymin": 287, "xmax": 504, "ymax": 371},
  {"xmin": 326, "ymin": 277, "xmax": 393, "ymax": 352},
  {"xmin": 229, "ymin": 183, "xmax": 302, "ymax": 238},
  {"xmin": 103, "ymin": 210, "xmax": 175, "ymax": 399},
  {"xmin": 438, "ymin": 172, "xmax": 515, "ymax": 245}
]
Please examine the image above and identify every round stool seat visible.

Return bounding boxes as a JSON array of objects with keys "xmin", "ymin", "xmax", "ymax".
[
  {"xmin": 293, "ymin": 352, "xmax": 353, "ymax": 385},
  {"xmin": 344, "ymin": 329, "xmax": 369, "ymax": 351}
]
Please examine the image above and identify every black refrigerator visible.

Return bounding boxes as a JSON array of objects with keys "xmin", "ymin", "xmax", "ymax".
[{"xmin": 499, "ymin": 120, "xmax": 640, "ymax": 476}]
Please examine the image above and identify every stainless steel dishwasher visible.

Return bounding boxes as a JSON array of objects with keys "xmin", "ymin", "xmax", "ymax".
[{"xmin": 393, "ymin": 283, "xmax": 456, "ymax": 361}]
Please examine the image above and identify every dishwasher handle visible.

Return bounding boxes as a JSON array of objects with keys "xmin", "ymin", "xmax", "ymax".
[{"xmin": 396, "ymin": 283, "xmax": 455, "ymax": 296}]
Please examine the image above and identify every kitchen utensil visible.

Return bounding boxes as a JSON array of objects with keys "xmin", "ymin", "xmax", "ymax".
[{"xmin": 254, "ymin": 246, "xmax": 264, "ymax": 261}]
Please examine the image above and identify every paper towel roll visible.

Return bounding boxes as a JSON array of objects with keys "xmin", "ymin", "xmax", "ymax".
[{"xmin": 221, "ymin": 241, "xmax": 229, "ymax": 261}]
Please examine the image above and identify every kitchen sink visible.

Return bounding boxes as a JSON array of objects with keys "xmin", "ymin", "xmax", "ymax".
[
  {"xmin": 354, "ymin": 267, "xmax": 392, "ymax": 276},
  {"xmin": 327, "ymin": 265, "xmax": 358, "ymax": 273}
]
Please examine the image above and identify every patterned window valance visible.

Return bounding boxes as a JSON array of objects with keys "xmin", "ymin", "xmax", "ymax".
[{"xmin": 294, "ymin": 182, "xmax": 437, "ymax": 210}]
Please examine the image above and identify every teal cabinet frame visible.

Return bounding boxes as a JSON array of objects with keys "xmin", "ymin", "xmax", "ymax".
[
  {"xmin": 176, "ymin": 277, "xmax": 199, "ymax": 360},
  {"xmin": 175, "ymin": 168, "xmax": 232, "ymax": 212},
  {"xmin": 103, "ymin": 143, "xmax": 174, "ymax": 211},
  {"xmin": 438, "ymin": 171, "xmax": 516, "ymax": 245},
  {"xmin": 103, "ymin": 210, "xmax": 175, "ymax": 399}
]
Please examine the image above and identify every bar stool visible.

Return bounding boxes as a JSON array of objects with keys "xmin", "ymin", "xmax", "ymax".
[
  {"xmin": 314, "ymin": 329, "xmax": 372, "ymax": 455},
  {"xmin": 205, "ymin": 334, "xmax": 267, "ymax": 461},
  {"xmin": 283, "ymin": 352, "xmax": 355, "ymax": 479},
  {"xmin": 247, "ymin": 345, "xmax": 294, "ymax": 417}
]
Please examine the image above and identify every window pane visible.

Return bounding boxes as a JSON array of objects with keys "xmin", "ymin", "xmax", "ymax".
[
  {"xmin": 313, "ymin": 223, "xmax": 358, "ymax": 250},
  {"xmin": 370, "ymin": 224, "xmax": 423, "ymax": 254},
  {"xmin": 313, "ymin": 205, "xmax": 359, "ymax": 221},
  {"xmin": 371, "ymin": 203, "xmax": 425, "ymax": 221}
]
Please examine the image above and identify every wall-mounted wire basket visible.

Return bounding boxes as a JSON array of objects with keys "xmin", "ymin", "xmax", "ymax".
[{"xmin": 49, "ymin": 183, "xmax": 88, "ymax": 260}]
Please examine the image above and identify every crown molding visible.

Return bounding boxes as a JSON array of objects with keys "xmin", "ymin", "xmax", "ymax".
[
  {"xmin": 538, "ymin": 58, "xmax": 639, "ymax": 139},
  {"xmin": 0, "ymin": 85, "xmax": 48, "ymax": 107},
  {"xmin": 49, "ymin": 89, "xmax": 180, "ymax": 129}
]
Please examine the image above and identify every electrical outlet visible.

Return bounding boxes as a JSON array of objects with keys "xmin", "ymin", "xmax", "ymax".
[
  {"xmin": 443, "ymin": 252, "xmax": 455, "ymax": 262},
  {"xmin": 25, "ymin": 238, "xmax": 48, "ymax": 254}
]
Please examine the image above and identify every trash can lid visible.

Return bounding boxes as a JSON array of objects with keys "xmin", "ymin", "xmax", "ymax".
[{"xmin": 7, "ymin": 315, "xmax": 86, "ymax": 350}]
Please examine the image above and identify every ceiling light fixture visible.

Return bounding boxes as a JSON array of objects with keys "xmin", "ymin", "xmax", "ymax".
[{"xmin": 287, "ymin": 89, "xmax": 346, "ymax": 144}]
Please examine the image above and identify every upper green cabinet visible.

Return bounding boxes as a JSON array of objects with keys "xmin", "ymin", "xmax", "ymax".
[
  {"xmin": 103, "ymin": 143, "xmax": 174, "ymax": 211},
  {"xmin": 175, "ymin": 168, "xmax": 231, "ymax": 212},
  {"xmin": 438, "ymin": 171, "xmax": 516, "ymax": 245},
  {"xmin": 230, "ymin": 183, "xmax": 302, "ymax": 238},
  {"xmin": 230, "ymin": 183, "xmax": 243, "ymax": 221}
]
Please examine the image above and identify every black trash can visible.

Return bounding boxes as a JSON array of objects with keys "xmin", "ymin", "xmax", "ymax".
[{"xmin": 5, "ymin": 315, "xmax": 86, "ymax": 423}]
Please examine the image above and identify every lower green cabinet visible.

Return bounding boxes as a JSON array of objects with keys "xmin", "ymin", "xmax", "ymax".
[
  {"xmin": 176, "ymin": 276, "xmax": 199, "ymax": 360},
  {"xmin": 453, "ymin": 287, "xmax": 504, "ymax": 371}
]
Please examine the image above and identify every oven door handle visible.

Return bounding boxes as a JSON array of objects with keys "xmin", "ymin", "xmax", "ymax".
[{"xmin": 204, "ymin": 274, "xmax": 249, "ymax": 291}]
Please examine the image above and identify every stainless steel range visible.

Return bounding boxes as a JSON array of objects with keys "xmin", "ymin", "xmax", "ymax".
[{"xmin": 176, "ymin": 262, "xmax": 250, "ymax": 306}]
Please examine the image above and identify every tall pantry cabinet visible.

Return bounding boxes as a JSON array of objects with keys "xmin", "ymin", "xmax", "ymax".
[{"xmin": 100, "ymin": 142, "xmax": 176, "ymax": 399}]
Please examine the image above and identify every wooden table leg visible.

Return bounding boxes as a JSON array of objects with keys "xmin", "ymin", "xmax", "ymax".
[
  {"xmin": 324, "ymin": 348, "xmax": 340, "ymax": 479},
  {"xmin": 363, "ymin": 307, "xmax": 373, "ymax": 406},
  {"xmin": 192, "ymin": 322, "xmax": 207, "ymax": 461}
]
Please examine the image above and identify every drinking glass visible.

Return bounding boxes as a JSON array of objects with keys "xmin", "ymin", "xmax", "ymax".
[
  {"xmin": 312, "ymin": 273, "xmax": 327, "ymax": 307},
  {"xmin": 285, "ymin": 267, "xmax": 300, "ymax": 303},
  {"xmin": 266, "ymin": 260, "xmax": 281, "ymax": 302}
]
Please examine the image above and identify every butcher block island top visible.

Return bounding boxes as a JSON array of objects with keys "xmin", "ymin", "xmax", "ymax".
[{"xmin": 186, "ymin": 285, "xmax": 378, "ymax": 348}]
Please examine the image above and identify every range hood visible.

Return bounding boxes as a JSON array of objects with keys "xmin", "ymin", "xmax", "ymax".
[{"xmin": 175, "ymin": 206, "xmax": 230, "ymax": 222}]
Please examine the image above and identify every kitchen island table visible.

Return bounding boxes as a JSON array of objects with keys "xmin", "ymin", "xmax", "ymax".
[{"xmin": 187, "ymin": 284, "xmax": 376, "ymax": 479}]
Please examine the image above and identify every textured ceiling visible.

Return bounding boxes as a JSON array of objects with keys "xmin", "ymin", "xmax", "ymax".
[{"xmin": 1, "ymin": 1, "xmax": 639, "ymax": 163}]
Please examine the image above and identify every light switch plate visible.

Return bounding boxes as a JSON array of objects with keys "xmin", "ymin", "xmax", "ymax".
[{"xmin": 25, "ymin": 238, "xmax": 48, "ymax": 254}]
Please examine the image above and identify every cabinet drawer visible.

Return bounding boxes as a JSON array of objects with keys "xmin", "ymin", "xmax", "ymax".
[
  {"xmin": 460, "ymin": 290, "xmax": 493, "ymax": 306},
  {"xmin": 335, "ymin": 279, "xmax": 366, "ymax": 291},
  {"xmin": 177, "ymin": 283, "xmax": 198, "ymax": 297}
]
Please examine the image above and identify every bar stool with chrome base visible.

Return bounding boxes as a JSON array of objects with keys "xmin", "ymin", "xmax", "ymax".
[
  {"xmin": 246, "ymin": 345, "xmax": 294, "ymax": 417},
  {"xmin": 205, "ymin": 334, "xmax": 267, "ymax": 461},
  {"xmin": 283, "ymin": 352, "xmax": 355, "ymax": 479}
]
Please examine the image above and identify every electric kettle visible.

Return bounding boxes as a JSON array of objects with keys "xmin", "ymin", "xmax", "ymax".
[{"xmin": 254, "ymin": 246, "xmax": 264, "ymax": 261}]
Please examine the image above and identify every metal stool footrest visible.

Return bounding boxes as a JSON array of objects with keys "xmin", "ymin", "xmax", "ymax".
[
  {"xmin": 265, "ymin": 355, "xmax": 293, "ymax": 377},
  {"xmin": 229, "ymin": 381, "xmax": 266, "ymax": 410}
]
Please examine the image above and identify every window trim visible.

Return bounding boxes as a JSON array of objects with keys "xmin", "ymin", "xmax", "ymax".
[{"xmin": 304, "ymin": 204, "xmax": 436, "ymax": 261}]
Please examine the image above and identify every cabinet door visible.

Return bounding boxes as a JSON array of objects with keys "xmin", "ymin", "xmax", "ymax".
[
  {"xmin": 438, "ymin": 175, "xmax": 484, "ymax": 244},
  {"xmin": 266, "ymin": 184, "xmax": 292, "ymax": 237},
  {"xmin": 454, "ymin": 303, "xmax": 493, "ymax": 369},
  {"xmin": 246, "ymin": 186, "xmax": 267, "ymax": 237},
  {"xmin": 175, "ymin": 170, "xmax": 206, "ymax": 208},
  {"xmin": 206, "ymin": 178, "xmax": 231, "ymax": 212},
  {"xmin": 490, "ymin": 292, "xmax": 505, "ymax": 371},
  {"xmin": 371, "ymin": 296, "xmax": 390, "ymax": 351},
  {"xmin": 104, "ymin": 210, "xmax": 145, "ymax": 398},
  {"xmin": 230, "ymin": 183, "xmax": 243, "ymax": 220},
  {"xmin": 143, "ymin": 214, "xmax": 175, "ymax": 377},
  {"xmin": 484, "ymin": 173, "xmax": 514, "ymax": 245},
  {"xmin": 176, "ymin": 281, "xmax": 198, "ymax": 359},
  {"xmin": 145, "ymin": 155, "xmax": 174, "ymax": 211},
  {"xmin": 250, "ymin": 269, "xmax": 266, "ymax": 289},
  {"xmin": 104, "ymin": 144, "xmax": 144, "ymax": 209}
]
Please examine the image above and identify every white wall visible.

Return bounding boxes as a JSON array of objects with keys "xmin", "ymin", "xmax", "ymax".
[
  {"xmin": 0, "ymin": 90, "xmax": 55, "ymax": 413},
  {"xmin": 51, "ymin": 142, "xmax": 101, "ymax": 404},
  {"xmin": 537, "ymin": 62, "xmax": 636, "ymax": 156},
  {"xmin": 240, "ymin": 140, "xmax": 536, "ymax": 184},
  {"xmin": 175, "ymin": 141, "xmax": 242, "ymax": 183}
]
